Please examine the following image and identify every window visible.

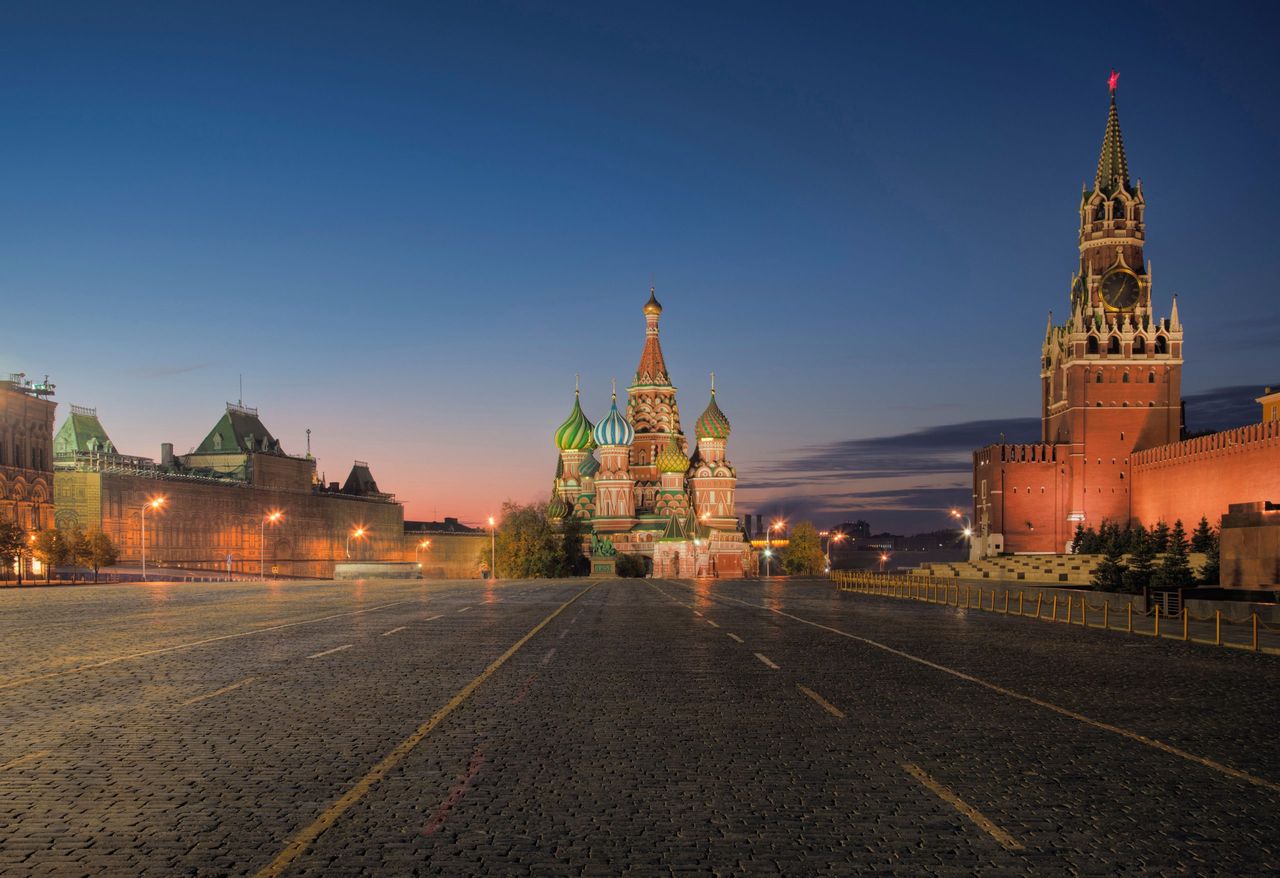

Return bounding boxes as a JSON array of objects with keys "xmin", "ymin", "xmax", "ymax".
[
  {"xmin": 1155, "ymin": 336, "xmax": 1168, "ymax": 354},
  {"xmin": 1148, "ymin": 372, "xmax": 1156, "ymax": 383},
  {"xmin": 1095, "ymin": 372, "xmax": 1103, "ymax": 383},
  {"xmin": 1133, "ymin": 336, "xmax": 1146, "ymax": 353},
  {"xmin": 1113, "ymin": 200, "xmax": 1126, "ymax": 219},
  {"xmin": 1108, "ymin": 336, "xmax": 1121, "ymax": 355},
  {"xmin": 1122, "ymin": 372, "xmax": 1130, "ymax": 383},
  {"xmin": 1087, "ymin": 336, "xmax": 1099, "ymax": 355}
]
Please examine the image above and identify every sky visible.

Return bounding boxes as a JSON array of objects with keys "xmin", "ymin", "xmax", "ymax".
[{"xmin": 4, "ymin": 1, "xmax": 1280, "ymax": 533}]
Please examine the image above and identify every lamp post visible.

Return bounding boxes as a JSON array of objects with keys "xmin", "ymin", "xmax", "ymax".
[
  {"xmin": 488, "ymin": 516, "xmax": 496, "ymax": 581},
  {"xmin": 141, "ymin": 497, "xmax": 166, "ymax": 581},
  {"xmin": 346, "ymin": 526, "xmax": 367, "ymax": 560},
  {"xmin": 950, "ymin": 508, "xmax": 974, "ymax": 553},
  {"xmin": 824, "ymin": 530, "xmax": 846, "ymax": 572},
  {"xmin": 260, "ymin": 510, "xmax": 283, "ymax": 580},
  {"xmin": 765, "ymin": 519, "xmax": 784, "ymax": 578},
  {"xmin": 415, "ymin": 539, "xmax": 431, "ymax": 572},
  {"xmin": 879, "ymin": 552, "xmax": 889, "ymax": 573}
]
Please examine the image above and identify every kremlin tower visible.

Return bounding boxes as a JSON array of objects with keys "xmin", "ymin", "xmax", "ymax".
[{"xmin": 551, "ymin": 289, "xmax": 750, "ymax": 577}]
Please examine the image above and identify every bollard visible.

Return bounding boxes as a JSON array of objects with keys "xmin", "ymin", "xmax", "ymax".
[
  {"xmin": 1103, "ymin": 600, "xmax": 1109, "ymax": 630},
  {"xmin": 1253, "ymin": 613, "xmax": 1259, "ymax": 652},
  {"xmin": 1019, "ymin": 591, "xmax": 1024, "ymax": 616},
  {"xmin": 1127, "ymin": 603, "xmax": 1133, "ymax": 634},
  {"xmin": 1183, "ymin": 607, "xmax": 1189, "ymax": 642},
  {"xmin": 1154, "ymin": 604, "xmax": 1161, "ymax": 638},
  {"xmin": 1052, "ymin": 595, "xmax": 1058, "ymax": 622},
  {"xmin": 1004, "ymin": 591, "xmax": 1009, "ymax": 614},
  {"xmin": 1066, "ymin": 596, "xmax": 1073, "ymax": 625},
  {"xmin": 1082, "ymin": 599, "xmax": 1088, "ymax": 629},
  {"xmin": 1215, "ymin": 610, "xmax": 1221, "ymax": 647},
  {"xmin": 1036, "ymin": 593, "xmax": 1043, "ymax": 619}
]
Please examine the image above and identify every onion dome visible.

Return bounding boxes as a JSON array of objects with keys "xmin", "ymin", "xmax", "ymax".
[
  {"xmin": 656, "ymin": 434, "xmax": 690, "ymax": 473},
  {"xmin": 593, "ymin": 388, "xmax": 635, "ymax": 447},
  {"xmin": 548, "ymin": 489, "xmax": 569, "ymax": 520},
  {"xmin": 694, "ymin": 388, "xmax": 731, "ymax": 440},
  {"xmin": 579, "ymin": 451, "xmax": 600, "ymax": 478},
  {"xmin": 643, "ymin": 286, "xmax": 663, "ymax": 316},
  {"xmin": 554, "ymin": 388, "xmax": 595, "ymax": 451}
]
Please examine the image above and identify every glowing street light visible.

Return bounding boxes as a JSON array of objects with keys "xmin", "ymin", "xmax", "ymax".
[
  {"xmin": 488, "ymin": 516, "xmax": 497, "ymax": 581},
  {"xmin": 346, "ymin": 526, "xmax": 367, "ymax": 560},
  {"xmin": 879, "ymin": 552, "xmax": 889, "ymax": 573},
  {"xmin": 825, "ymin": 530, "xmax": 846, "ymax": 572},
  {"xmin": 141, "ymin": 496, "xmax": 166, "ymax": 581},
  {"xmin": 415, "ymin": 539, "xmax": 431, "ymax": 569},
  {"xmin": 260, "ymin": 510, "xmax": 284, "ymax": 580},
  {"xmin": 765, "ymin": 519, "xmax": 785, "ymax": 578}
]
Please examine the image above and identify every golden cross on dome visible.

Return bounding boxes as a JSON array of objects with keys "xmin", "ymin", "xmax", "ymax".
[
  {"xmin": 1108, "ymin": 69, "xmax": 1119, "ymax": 93},
  {"xmin": 575, "ymin": 373, "xmax": 580, "ymax": 394},
  {"xmin": 611, "ymin": 377, "xmax": 617, "ymax": 399},
  {"xmin": 710, "ymin": 371, "xmax": 716, "ymax": 394}
]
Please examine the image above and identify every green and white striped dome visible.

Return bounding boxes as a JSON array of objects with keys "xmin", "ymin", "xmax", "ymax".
[{"xmin": 554, "ymin": 390, "xmax": 595, "ymax": 452}]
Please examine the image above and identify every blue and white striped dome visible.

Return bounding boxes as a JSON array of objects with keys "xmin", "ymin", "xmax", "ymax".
[{"xmin": 592, "ymin": 394, "xmax": 635, "ymax": 447}]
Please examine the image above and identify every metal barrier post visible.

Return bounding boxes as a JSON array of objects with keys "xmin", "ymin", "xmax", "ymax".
[
  {"xmin": 1019, "ymin": 591, "xmax": 1024, "ymax": 616},
  {"xmin": 1154, "ymin": 604, "xmax": 1161, "ymax": 638},
  {"xmin": 1082, "ymin": 599, "xmax": 1088, "ymax": 628},
  {"xmin": 1036, "ymin": 593, "xmax": 1042, "ymax": 619},
  {"xmin": 1253, "ymin": 613, "xmax": 1259, "ymax": 652},
  {"xmin": 1215, "ymin": 610, "xmax": 1221, "ymax": 647},
  {"xmin": 1183, "ymin": 607, "xmax": 1189, "ymax": 641},
  {"xmin": 1003, "ymin": 591, "xmax": 1009, "ymax": 614},
  {"xmin": 1051, "ymin": 595, "xmax": 1057, "ymax": 621},
  {"xmin": 1103, "ymin": 601, "xmax": 1109, "ymax": 630},
  {"xmin": 1066, "ymin": 596, "xmax": 1072, "ymax": 625},
  {"xmin": 1127, "ymin": 603, "xmax": 1132, "ymax": 634}
]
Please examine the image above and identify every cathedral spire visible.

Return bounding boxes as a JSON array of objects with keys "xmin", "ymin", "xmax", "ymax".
[
  {"xmin": 633, "ymin": 286, "xmax": 671, "ymax": 386},
  {"xmin": 1095, "ymin": 70, "xmax": 1130, "ymax": 195}
]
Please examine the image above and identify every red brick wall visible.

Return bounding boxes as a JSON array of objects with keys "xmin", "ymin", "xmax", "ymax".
[{"xmin": 974, "ymin": 445, "xmax": 1070, "ymax": 553}]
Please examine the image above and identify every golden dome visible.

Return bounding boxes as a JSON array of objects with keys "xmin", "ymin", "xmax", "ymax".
[{"xmin": 643, "ymin": 287, "xmax": 663, "ymax": 316}]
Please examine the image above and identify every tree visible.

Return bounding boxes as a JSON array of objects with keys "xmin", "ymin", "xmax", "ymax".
[
  {"xmin": 486, "ymin": 501, "xmax": 584, "ymax": 579},
  {"xmin": 783, "ymin": 521, "xmax": 826, "ymax": 576},
  {"xmin": 1152, "ymin": 519, "xmax": 1194, "ymax": 590},
  {"xmin": 1122, "ymin": 526, "xmax": 1156, "ymax": 594},
  {"xmin": 1150, "ymin": 520, "xmax": 1171, "ymax": 554},
  {"xmin": 1190, "ymin": 516, "xmax": 1214, "ymax": 554},
  {"xmin": 0, "ymin": 520, "xmax": 23, "ymax": 584},
  {"xmin": 1075, "ymin": 526, "xmax": 1101, "ymax": 554},
  {"xmin": 1091, "ymin": 538, "xmax": 1127, "ymax": 592},
  {"xmin": 1070, "ymin": 523, "xmax": 1086, "ymax": 554},
  {"xmin": 614, "ymin": 554, "xmax": 647, "ymax": 578},
  {"xmin": 76, "ymin": 529, "xmax": 119, "ymax": 583},
  {"xmin": 32, "ymin": 529, "xmax": 73, "ymax": 584},
  {"xmin": 1197, "ymin": 519, "xmax": 1220, "ymax": 586}
]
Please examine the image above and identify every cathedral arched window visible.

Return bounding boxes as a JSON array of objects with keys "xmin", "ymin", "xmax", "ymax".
[
  {"xmin": 1133, "ymin": 336, "xmax": 1146, "ymax": 353},
  {"xmin": 1095, "ymin": 372, "xmax": 1103, "ymax": 384},
  {"xmin": 1113, "ymin": 200, "xmax": 1126, "ymax": 220},
  {"xmin": 1094, "ymin": 201, "xmax": 1107, "ymax": 222},
  {"xmin": 1107, "ymin": 336, "xmax": 1121, "ymax": 355},
  {"xmin": 1086, "ymin": 336, "xmax": 1099, "ymax": 355},
  {"xmin": 1154, "ymin": 336, "xmax": 1168, "ymax": 354}
]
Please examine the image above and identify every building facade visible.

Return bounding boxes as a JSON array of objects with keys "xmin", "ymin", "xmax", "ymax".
[
  {"xmin": 551, "ymin": 290, "xmax": 752, "ymax": 577},
  {"xmin": 971, "ymin": 77, "xmax": 1280, "ymax": 570},
  {"xmin": 0, "ymin": 373, "xmax": 57, "ymax": 535},
  {"xmin": 53, "ymin": 403, "xmax": 402, "ymax": 578}
]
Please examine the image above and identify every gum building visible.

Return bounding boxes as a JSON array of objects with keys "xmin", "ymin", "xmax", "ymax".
[
  {"xmin": 1, "ymin": 373, "xmax": 57, "ymax": 576},
  {"xmin": 53, "ymin": 402, "xmax": 402, "ymax": 578},
  {"xmin": 971, "ymin": 75, "xmax": 1280, "ymax": 579},
  {"xmin": 550, "ymin": 290, "xmax": 752, "ymax": 577}
]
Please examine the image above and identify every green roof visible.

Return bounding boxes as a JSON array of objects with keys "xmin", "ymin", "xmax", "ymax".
[
  {"xmin": 196, "ymin": 404, "xmax": 281, "ymax": 454},
  {"xmin": 53, "ymin": 406, "xmax": 116, "ymax": 456}
]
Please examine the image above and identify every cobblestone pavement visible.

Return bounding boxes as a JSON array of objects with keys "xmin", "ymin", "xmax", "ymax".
[{"xmin": 0, "ymin": 577, "xmax": 1276, "ymax": 876}]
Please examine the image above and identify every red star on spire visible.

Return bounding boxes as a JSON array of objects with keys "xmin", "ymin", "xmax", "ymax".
[{"xmin": 1108, "ymin": 69, "xmax": 1119, "ymax": 93}]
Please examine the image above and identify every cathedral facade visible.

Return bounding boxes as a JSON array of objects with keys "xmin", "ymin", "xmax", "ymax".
[
  {"xmin": 971, "ymin": 76, "xmax": 1280, "ymax": 560},
  {"xmin": 551, "ymin": 290, "xmax": 751, "ymax": 577}
]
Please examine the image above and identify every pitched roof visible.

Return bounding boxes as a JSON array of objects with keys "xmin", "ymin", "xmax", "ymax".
[
  {"xmin": 195, "ymin": 403, "xmax": 282, "ymax": 454},
  {"xmin": 342, "ymin": 460, "xmax": 381, "ymax": 496},
  {"xmin": 53, "ymin": 406, "xmax": 116, "ymax": 456},
  {"xmin": 1094, "ymin": 88, "xmax": 1130, "ymax": 196}
]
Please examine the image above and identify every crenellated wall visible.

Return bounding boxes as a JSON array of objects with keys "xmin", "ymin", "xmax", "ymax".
[{"xmin": 1132, "ymin": 421, "xmax": 1280, "ymax": 528}]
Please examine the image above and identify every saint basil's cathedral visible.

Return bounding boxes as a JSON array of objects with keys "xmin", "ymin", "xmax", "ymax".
[{"xmin": 550, "ymin": 290, "xmax": 751, "ymax": 577}]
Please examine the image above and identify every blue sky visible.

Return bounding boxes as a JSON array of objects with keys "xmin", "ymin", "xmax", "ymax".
[{"xmin": 4, "ymin": 1, "xmax": 1279, "ymax": 531}]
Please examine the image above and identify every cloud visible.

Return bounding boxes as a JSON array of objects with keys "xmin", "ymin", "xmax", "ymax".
[
  {"xmin": 1182, "ymin": 384, "xmax": 1264, "ymax": 434},
  {"xmin": 125, "ymin": 362, "xmax": 212, "ymax": 379}
]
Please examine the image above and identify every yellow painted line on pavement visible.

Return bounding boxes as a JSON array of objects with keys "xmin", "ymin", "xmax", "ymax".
[
  {"xmin": 182, "ymin": 677, "xmax": 256, "ymax": 706},
  {"xmin": 727, "ymin": 633, "xmax": 744, "ymax": 644},
  {"xmin": 754, "ymin": 652, "xmax": 780, "ymax": 669},
  {"xmin": 381, "ymin": 626, "xmax": 407, "ymax": 637},
  {"xmin": 307, "ymin": 644, "xmax": 353, "ymax": 659},
  {"xmin": 903, "ymin": 762, "xmax": 1023, "ymax": 851},
  {"xmin": 705, "ymin": 618, "xmax": 720, "ymax": 628},
  {"xmin": 796, "ymin": 684, "xmax": 845, "ymax": 718},
  {"xmin": 696, "ymin": 587, "xmax": 1280, "ymax": 796},
  {"xmin": 0, "ymin": 750, "xmax": 50, "ymax": 771},
  {"xmin": 457, "ymin": 607, "xmax": 471, "ymax": 613},
  {"xmin": 423, "ymin": 614, "xmax": 443, "ymax": 622},
  {"xmin": 255, "ymin": 581, "xmax": 597, "ymax": 878},
  {"xmin": 0, "ymin": 600, "xmax": 413, "ymax": 693}
]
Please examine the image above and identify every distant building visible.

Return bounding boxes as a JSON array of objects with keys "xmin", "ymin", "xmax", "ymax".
[
  {"xmin": 53, "ymin": 402, "xmax": 402, "ymax": 578},
  {"xmin": 836, "ymin": 520, "xmax": 872, "ymax": 539},
  {"xmin": 1, "ymin": 373, "xmax": 57, "ymax": 578},
  {"xmin": 404, "ymin": 517, "xmax": 486, "ymax": 579}
]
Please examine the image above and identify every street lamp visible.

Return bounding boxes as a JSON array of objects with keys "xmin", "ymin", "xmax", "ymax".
[
  {"xmin": 879, "ymin": 552, "xmax": 889, "ymax": 573},
  {"xmin": 346, "ymin": 526, "xmax": 367, "ymax": 560},
  {"xmin": 825, "ymin": 530, "xmax": 846, "ymax": 572},
  {"xmin": 260, "ymin": 510, "xmax": 283, "ymax": 580},
  {"xmin": 141, "ymin": 497, "xmax": 166, "ymax": 581},
  {"xmin": 951, "ymin": 508, "xmax": 974, "ymax": 552},
  {"xmin": 765, "ymin": 519, "xmax": 784, "ymax": 578},
  {"xmin": 488, "ymin": 516, "xmax": 497, "ymax": 581},
  {"xmin": 415, "ymin": 539, "xmax": 431, "ymax": 569}
]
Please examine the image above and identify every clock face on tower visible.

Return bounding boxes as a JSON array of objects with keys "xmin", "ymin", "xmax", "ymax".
[{"xmin": 1101, "ymin": 269, "xmax": 1140, "ymax": 310}]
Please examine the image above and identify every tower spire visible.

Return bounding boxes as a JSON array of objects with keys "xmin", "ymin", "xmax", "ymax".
[{"xmin": 1095, "ymin": 70, "xmax": 1130, "ymax": 195}]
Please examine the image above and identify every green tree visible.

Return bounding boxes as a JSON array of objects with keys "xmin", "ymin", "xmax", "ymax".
[
  {"xmin": 1190, "ymin": 516, "xmax": 1214, "ymax": 554},
  {"xmin": 1150, "ymin": 520, "xmax": 1171, "ymax": 554},
  {"xmin": 1076, "ymin": 526, "xmax": 1101, "ymax": 554},
  {"xmin": 1070, "ymin": 523, "xmax": 1086, "ymax": 554},
  {"xmin": 783, "ymin": 521, "xmax": 826, "ymax": 576},
  {"xmin": 0, "ymin": 520, "xmax": 24, "ymax": 584},
  {"xmin": 614, "ymin": 554, "xmax": 648, "ymax": 578},
  {"xmin": 485, "ymin": 501, "xmax": 584, "ymax": 579},
  {"xmin": 1197, "ymin": 519, "xmax": 1220, "ymax": 586},
  {"xmin": 1091, "ymin": 539, "xmax": 1128, "ymax": 592},
  {"xmin": 1152, "ymin": 519, "xmax": 1193, "ymax": 590},
  {"xmin": 1122, "ymin": 527, "xmax": 1156, "ymax": 594},
  {"xmin": 32, "ymin": 529, "xmax": 72, "ymax": 584},
  {"xmin": 76, "ymin": 529, "xmax": 119, "ymax": 583}
]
